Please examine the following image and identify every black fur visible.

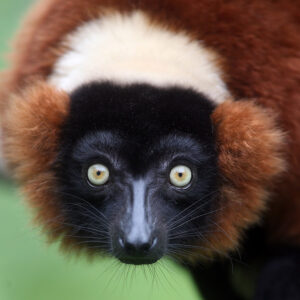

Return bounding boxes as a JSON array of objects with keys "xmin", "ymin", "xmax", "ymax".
[
  {"xmin": 52, "ymin": 82, "xmax": 300, "ymax": 297},
  {"xmin": 54, "ymin": 82, "xmax": 220, "ymax": 263},
  {"xmin": 190, "ymin": 225, "xmax": 300, "ymax": 300},
  {"xmin": 60, "ymin": 82, "xmax": 217, "ymax": 153},
  {"xmin": 254, "ymin": 248, "xmax": 300, "ymax": 300}
]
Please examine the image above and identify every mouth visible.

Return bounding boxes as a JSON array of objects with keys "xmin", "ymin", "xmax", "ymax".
[{"xmin": 117, "ymin": 255, "xmax": 161, "ymax": 265}]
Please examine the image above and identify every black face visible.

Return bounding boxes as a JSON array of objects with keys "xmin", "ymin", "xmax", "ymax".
[{"xmin": 55, "ymin": 82, "xmax": 219, "ymax": 265}]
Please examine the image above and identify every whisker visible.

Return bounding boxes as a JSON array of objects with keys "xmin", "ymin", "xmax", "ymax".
[
  {"xmin": 58, "ymin": 191, "xmax": 109, "ymax": 223},
  {"xmin": 209, "ymin": 220, "xmax": 242, "ymax": 261},
  {"xmin": 166, "ymin": 190, "xmax": 218, "ymax": 227},
  {"xmin": 168, "ymin": 207, "xmax": 224, "ymax": 233},
  {"xmin": 166, "ymin": 196, "xmax": 218, "ymax": 232}
]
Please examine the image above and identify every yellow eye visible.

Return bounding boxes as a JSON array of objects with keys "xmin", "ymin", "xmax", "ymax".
[
  {"xmin": 170, "ymin": 165, "xmax": 192, "ymax": 187},
  {"xmin": 87, "ymin": 164, "xmax": 110, "ymax": 186}
]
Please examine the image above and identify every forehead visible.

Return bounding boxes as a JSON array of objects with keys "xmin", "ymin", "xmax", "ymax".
[
  {"xmin": 70, "ymin": 132, "xmax": 216, "ymax": 180},
  {"xmin": 60, "ymin": 82, "xmax": 216, "ymax": 152},
  {"xmin": 72, "ymin": 131, "xmax": 206, "ymax": 161}
]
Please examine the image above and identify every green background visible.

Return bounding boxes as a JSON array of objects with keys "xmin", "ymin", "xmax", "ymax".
[{"xmin": 0, "ymin": 1, "xmax": 202, "ymax": 299}]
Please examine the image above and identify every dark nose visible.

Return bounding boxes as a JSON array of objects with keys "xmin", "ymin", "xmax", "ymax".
[
  {"xmin": 122, "ymin": 237, "xmax": 156, "ymax": 255},
  {"xmin": 114, "ymin": 235, "xmax": 164, "ymax": 265}
]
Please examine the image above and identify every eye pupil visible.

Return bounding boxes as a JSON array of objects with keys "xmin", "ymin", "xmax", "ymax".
[
  {"xmin": 87, "ymin": 164, "xmax": 109, "ymax": 186},
  {"xmin": 170, "ymin": 165, "xmax": 192, "ymax": 188}
]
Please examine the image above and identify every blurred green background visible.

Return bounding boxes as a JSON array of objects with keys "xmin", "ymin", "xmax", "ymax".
[{"xmin": 0, "ymin": 1, "xmax": 201, "ymax": 299}]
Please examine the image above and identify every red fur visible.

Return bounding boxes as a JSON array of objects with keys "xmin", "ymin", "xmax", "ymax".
[
  {"xmin": 1, "ymin": 0, "xmax": 299, "ymax": 255},
  {"xmin": 2, "ymin": 82, "xmax": 69, "ymax": 238}
]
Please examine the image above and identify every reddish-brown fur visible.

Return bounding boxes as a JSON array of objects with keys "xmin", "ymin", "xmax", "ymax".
[
  {"xmin": 1, "ymin": 0, "xmax": 299, "ymax": 256},
  {"xmin": 207, "ymin": 100, "xmax": 285, "ymax": 256},
  {"xmin": 2, "ymin": 82, "xmax": 69, "ymax": 239}
]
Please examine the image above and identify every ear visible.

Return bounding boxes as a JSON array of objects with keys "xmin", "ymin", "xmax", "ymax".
[
  {"xmin": 204, "ymin": 100, "xmax": 286, "ymax": 255},
  {"xmin": 2, "ymin": 82, "xmax": 70, "ymax": 238},
  {"xmin": 3, "ymin": 81, "xmax": 69, "ymax": 181}
]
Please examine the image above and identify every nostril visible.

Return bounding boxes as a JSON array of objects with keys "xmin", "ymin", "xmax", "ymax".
[
  {"xmin": 140, "ymin": 237, "xmax": 157, "ymax": 252},
  {"xmin": 118, "ymin": 237, "xmax": 125, "ymax": 248},
  {"xmin": 150, "ymin": 237, "xmax": 158, "ymax": 250},
  {"xmin": 139, "ymin": 241, "xmax": 152, "ymax": 252},
  {"xmin": 124, "ymin": 241, "xmax": 136, "ymax": 253}
]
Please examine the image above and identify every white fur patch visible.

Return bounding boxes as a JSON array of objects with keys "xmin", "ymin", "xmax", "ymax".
[{"xmin": 48, "ymin": 11, "xmax": 230, "ymax": 104}]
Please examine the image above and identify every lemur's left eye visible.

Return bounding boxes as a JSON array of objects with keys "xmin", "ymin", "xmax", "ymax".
[
  {"xmin": 87, "ymin": 164, "xmax": 110, "ymax": 186},
  {"xmin": 170, "ymin": 165, "xmax": 192, "ymax": 187}
]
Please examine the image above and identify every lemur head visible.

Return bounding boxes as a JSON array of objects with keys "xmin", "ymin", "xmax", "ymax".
[
  {"xmin": 1, "ymin": 9, "xmax": 285, "ymax": 266},
  {"xmin": 4, "ymin": 80, "xmax": 284, "ymax": 265},
  {"xmin": 56, "ymin": 82, "xmax": 218, "ymax": 264}
]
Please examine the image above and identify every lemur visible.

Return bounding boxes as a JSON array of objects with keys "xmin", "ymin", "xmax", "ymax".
[{"xmin": 1, "ymin": 1, "xmax": 300, "ymax": 299}]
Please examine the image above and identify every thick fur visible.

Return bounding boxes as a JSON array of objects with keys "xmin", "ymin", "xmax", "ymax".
[
  {"xmin": 48, "ymin": 11, "xmax": 229, "ymax": 104},
  {"xmin": 254, "ymin": 248, "xmax": 300, "ymax": 300},
  {"xmin": 205, "ymin": 101, "xmax": 285, "ymax": 256},
  {"xmin": 0, "ymin": 1, "xmax": 299, "ymax": 247},
  {"xmin": 2, "ymin": 82, "xmax": 69, "ymax": 237},
  {"xmin": 2, "ymin": 3, "xmax": 298, "ymax": 297},
  {"xmin": 55, "ymin": 82, "xmax": 220, "ymax": 259},
  {"xmin": 1, "ymin": 2, "xmax": 300, "ymax": 297},
  {"xmin": 1, "ymin": 81, "xmax": 285, "ymax": 259}
]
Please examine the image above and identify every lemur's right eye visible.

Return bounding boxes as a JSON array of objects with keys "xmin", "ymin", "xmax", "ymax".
[
  {"xmin": 169, "ymin": 165, "xmax": 192, "ymax": 187},
  {"xmin": 87, "ymin": 164, "xmax": 110, "ymax": 186}
]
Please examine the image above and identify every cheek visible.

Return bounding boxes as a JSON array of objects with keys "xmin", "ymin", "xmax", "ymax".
[
  {"xmin": 166, "ymin": 202, "xmax": 207, "ymax": 233},
  {"xmin": 164, "ymin": 194, "xmax": 219, "ymax": 249},
  {"xmin": 57, "ymin": 195, "xmax": 114, "ymax": 251},
  {"xmin": 57, "ymin": 180, "xmax": 112, "ymax": 229}
]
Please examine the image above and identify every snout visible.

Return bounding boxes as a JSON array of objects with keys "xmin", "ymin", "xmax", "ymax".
[
  {"xmin": 112, "ymin": 229, "xmax": 166, "ymax": 265},
  {"xmin": 111, "ymin": 179, "xmax": 167, "ymax": 264}
]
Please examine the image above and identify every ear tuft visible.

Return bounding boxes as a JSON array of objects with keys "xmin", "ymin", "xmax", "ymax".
[
  {"xmin": 3, "ymin": 81, "xmax": 69, "ymax": 182},
  {"xmin": 2, "ymin": 82, "xmax": 70, "ymax": 239},
  {"xmin": 203, "ymin": 100, "xmax": 286, "ymax": 255}
]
